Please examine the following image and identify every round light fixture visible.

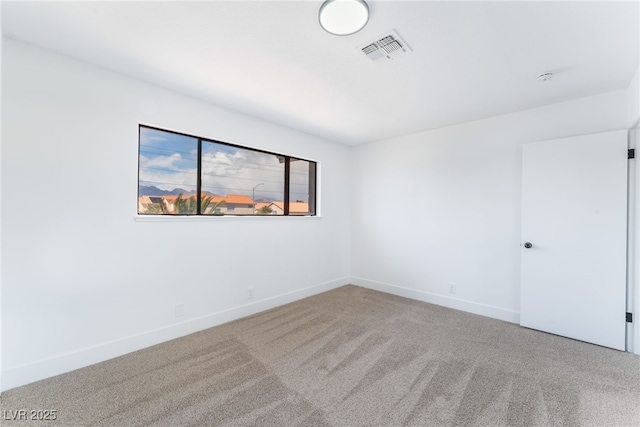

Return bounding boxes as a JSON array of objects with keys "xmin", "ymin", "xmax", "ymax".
[
  {"xmin": 319, "ymin": 0, "xmax": 369, "ymax": 36},
  {"xmin": 536, "ymin": 72, "xmax": 553, "ymax": 82}
]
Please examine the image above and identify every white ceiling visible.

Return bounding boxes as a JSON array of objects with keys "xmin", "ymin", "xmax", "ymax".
[{"xmin": 2, "ymin": 1, "xmax": 638, "ymax": 145}]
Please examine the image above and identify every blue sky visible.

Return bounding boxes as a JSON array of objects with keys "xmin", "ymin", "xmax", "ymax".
[
  {"xmin": 139, "ymin": 126, "xmax": 198, "ymax": 192},
  {"xmin": 139, "ymin": 126, "xmax": 310, "ymax": 201}
]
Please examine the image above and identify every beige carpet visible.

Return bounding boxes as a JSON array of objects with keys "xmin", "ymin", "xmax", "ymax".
[{"xmin": 2, "ymin": 285, "xmax": 640, "ymax": 426}]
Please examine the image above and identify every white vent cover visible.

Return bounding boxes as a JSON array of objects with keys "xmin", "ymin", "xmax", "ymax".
[{"xmin": 360, "ymin": 30, "xmax": 412, "ymax": 61}]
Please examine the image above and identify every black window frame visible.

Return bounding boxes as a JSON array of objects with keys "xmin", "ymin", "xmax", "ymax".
[{"xmin": 138, "ymin": 124, "xmax": 317, "ymax": 216}]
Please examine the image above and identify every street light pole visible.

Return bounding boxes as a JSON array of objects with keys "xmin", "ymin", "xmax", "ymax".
[{"xmin": 252, "ymin": 183, "xmax": 264, "ymax": 214}]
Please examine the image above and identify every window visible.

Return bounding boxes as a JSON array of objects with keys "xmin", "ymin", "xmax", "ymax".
[{"xmin": 138, "ymin": 125, "xmax": 317, "ymax": 216}]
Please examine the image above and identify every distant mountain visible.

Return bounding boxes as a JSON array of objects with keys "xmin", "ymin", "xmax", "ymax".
[
  {"xmin": 139, "ymin": 186, "xmax": 279, "ymax": 201},
  {"xmin": 138, "ymin": 186, "xmax": 195, "ymax": 196}
]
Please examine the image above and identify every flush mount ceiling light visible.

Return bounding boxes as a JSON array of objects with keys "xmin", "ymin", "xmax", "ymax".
[
  {"xmin": 319, "ymin": 0, "xmax": 369, "ymax": 36},
  {"xmin": 536, "ymin": 72, "xmax": 554, "ymax": 82}
]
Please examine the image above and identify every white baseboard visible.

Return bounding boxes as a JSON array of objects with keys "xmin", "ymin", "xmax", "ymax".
[
  {"xmin": 351, "ymin": 276, "xmax": 520, "ymax": 324},
  {"xmin": 1, "ymin": 277, "xmax": 349, "ymax": 392}
]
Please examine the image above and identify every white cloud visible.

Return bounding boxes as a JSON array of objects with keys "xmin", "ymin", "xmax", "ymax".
[
  {"xmin": 139, "ymin": 154, "xmax": 197, "ymax": 192},
  {"xmin": 139, "ymin": 148, "xmax": 310, "ymax": 202},
  {"xmin": 201, "ymin": 149, "xmax": 284, "ymax": 199}
]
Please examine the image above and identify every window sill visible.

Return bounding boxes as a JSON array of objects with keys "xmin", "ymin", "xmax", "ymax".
[{"xmin": 134, "ymin": 214, "xmax": 322, "ymax": 222}]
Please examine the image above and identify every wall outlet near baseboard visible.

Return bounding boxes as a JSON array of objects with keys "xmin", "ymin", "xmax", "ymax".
[
  {"xmin": 248, "ymin": 287, "xmax": 255, "ymax": 299},
  {"xmin": 448, "ymin": 284, "xmax": 457, "ymax": 294},
  {"xmin": 175, "ymin": 303, "xmax": 185, "ymax": 317}
]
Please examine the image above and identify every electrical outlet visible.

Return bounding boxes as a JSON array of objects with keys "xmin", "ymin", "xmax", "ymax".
[
  {"xmin": 175, "ymin": 303, "xmax": 185, "ymax": 317},
  {"xmin": 248, "ymin": 287, "xmax": 255, "ymax": 299},
  {"xmin": 448, "ymin": 284, "xmax": 457, "ymax": 294}
]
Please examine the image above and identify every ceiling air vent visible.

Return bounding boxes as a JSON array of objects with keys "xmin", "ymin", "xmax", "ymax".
[{"xmin": 360, "ymin": 30, "xmax": 412, "ymax": 61}]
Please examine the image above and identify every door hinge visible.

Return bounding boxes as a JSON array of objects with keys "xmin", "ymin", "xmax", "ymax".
[
  {"xmin": 629, "ymin": 149, "xmax": 635, "ymax": 159},
  {"xmin": 627, "ymin": 312, "xmax": 633, "ymax": 323}
]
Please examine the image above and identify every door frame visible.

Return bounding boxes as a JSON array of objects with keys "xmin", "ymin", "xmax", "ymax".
[{"xmin": 630, "ymin": 121, "xmax": 640, "ymax": 354}]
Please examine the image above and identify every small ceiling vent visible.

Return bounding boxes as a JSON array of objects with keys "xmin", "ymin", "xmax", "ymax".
[{"xmin": 360, "ymin": 30, "xmax": 412, "ymax": 61}]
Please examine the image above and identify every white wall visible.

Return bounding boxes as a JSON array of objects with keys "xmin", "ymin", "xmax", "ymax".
[
  {"xmin": 351, "ymin": 89, "xmax": 629, "ymax": 323},
  {"xmin": 629, "ymin": 67, "xmax": 639, "ymax": 127},
  {"xmin": 1, "ymin": 38, "xmax": 351, "ymax": 391},
  {"xmin": 0, "ymin": 6, "xmax": 4, "ymax": 394}
]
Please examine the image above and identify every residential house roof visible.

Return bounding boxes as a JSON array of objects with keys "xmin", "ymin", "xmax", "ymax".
[
  {"xmin": 289, "ymin": 202, "xmax": 309, "ymax": 214},
  {"xmin": 210, "ymin": 194, "xmax": 253, "ymax": 205},
  {"xmin": 138, "ymin": 196, "xmax": 152, "ymax": 205},
  {"xmin": 256, "ymin": 201, "xmax": 309, "ymax": 214}
]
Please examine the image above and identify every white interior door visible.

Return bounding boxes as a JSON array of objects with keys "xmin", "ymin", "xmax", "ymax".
[{"xmin": 520, "ymin": 129, "xmax": 628, "ymax": 350}]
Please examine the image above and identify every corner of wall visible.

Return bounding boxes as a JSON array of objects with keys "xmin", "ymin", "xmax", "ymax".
[
  {"xmin": 1, "ymin": 38, "xmax": 353, "ymax": 392},
  {"xmin": 350, "ymin": 277, "xmax": 520, "ymax": 324}
]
